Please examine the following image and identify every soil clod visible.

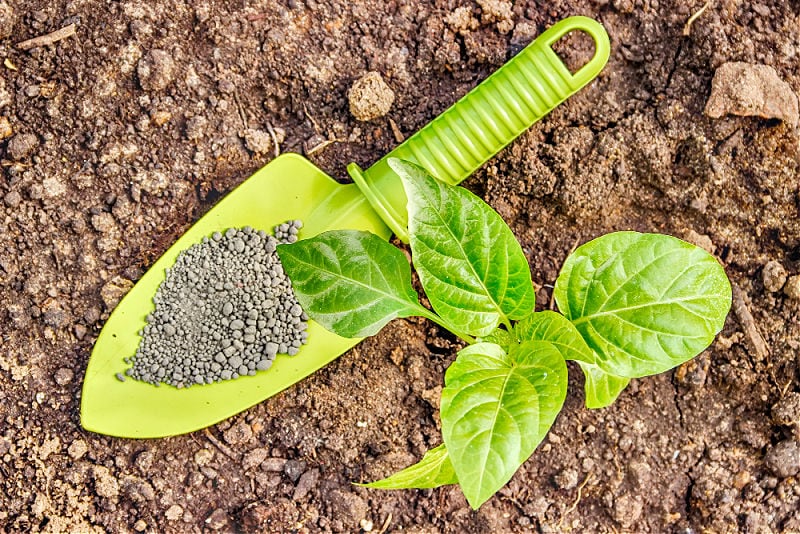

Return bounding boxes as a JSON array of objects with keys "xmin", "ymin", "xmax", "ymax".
[{"xmin": 348, "ymin": 71, "xmax": 395, "ymax": 121}]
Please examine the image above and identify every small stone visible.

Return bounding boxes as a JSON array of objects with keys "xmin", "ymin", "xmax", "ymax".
[
  {"xmin": 348, "ymin": 71, "xmax": 395, "ymax": 121},
  {"xmin": 194, "ymin": 448, "xmax": 214, "ymax": 466},
  {"xmin": 553, "ymin": 467, "xmax": 579, "ymax": 490},
  {"xmin": 68, "ymin": 439, "xmax": 88, "ymax": 460},
  {"xmin": 733, "ymin": 470, "xmax": 751, "ymax": 490},
  {"xmin": 101, "ymin": 276, "xmax": 134, "ymax": 310},
  {"xmin": 122, "ymin": 476, "xmax": 156, "ymax": 503},
  {"xmin": 705, "ymin": 62, "xmax": 799, "ymax": 127},
  {"xmin": 137, "ymin": 49, "xmax": 176, "ymax": 91},
  {"xmin": 3, "ymin": 190, "xmax": 21, "ymax": 208},
  {"xmin": 165, "ymin": 504, "xmax": 184, "ymax": 521},
  {"xmin": 0, "ymin": 2, "xmax": 14, "ymax": 40},
  {"xmin": 242, "ymin": 128, "xmax": 273, "ymax": 154},
  {"xmin": 784, "ymin": 275, "xmax": 800, "ymax": 300},
  {"xmin": 261, "ymin": 457, "xmax": 288, "ymax": 472},
  {"xmin": 764, "ymin": 440, "xmax": 800, "ymax": 478},
  {"xmin": 283, "ymin": 459, "xmax": 306, "ymax": 483},
  {"xmin": 243, "ymin": 448, "xmax": 268, "ymax": 471},
  {"xmin": 762, "ymin": 260, "xmax": 787, "ymax": 293},
  {"xmin": 150, "ymin": 109, "xmax": 172, "ymax": 126},
  {"xmin": 73, "ymin": 323, "xmax": 88, "ymax": 340},
  {"xmin": 7, "ymin": 132, "xmax": 39, "ymax": 160},
  {"xmin": 0, "ymin": 116, "xmax": 12, "ymax": 139},
  {"xmin": 55, "ymin": 367, "xmax": 74, "ymax": 385},
  {"xmin": 133, "ymin": 520, "xmax": 147, "ymax": 532},
  {"xmin": 293, "ymin": 468, "xmax": 320, "ymax": 501},
  {"xmin": 205, "ymin": 508, "xmax": 231, "ymax": 531},
  {"xmin": 91, "ymin": 212, "xmax": 117, "ymax": 233},
  {"xmin": 223, "ymin": 421, "xmax": 253, "ymax": 446}
]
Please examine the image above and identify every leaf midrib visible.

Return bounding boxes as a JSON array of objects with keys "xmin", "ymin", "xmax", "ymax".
[
  {"xmin": 413, "ymin": 186, "xmax": 511, "ymax": 327},
  {"xmin": 571, "ymin": 294, "xmax": 728, "ymax": 326},
  {"xmin": 288, "ymin": 252, "xmax": 419, "ymax": 314}
]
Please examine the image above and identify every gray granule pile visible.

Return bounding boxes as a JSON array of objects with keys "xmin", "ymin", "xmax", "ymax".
[{"xmin": 124, "ymin": 221, "xmax": 308, "ymax": 388}]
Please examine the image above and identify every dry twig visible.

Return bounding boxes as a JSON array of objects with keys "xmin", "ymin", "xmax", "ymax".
[
  {"xmin": 203, "ymin": 428, "xmax": 238, "ymax": 461},
  {"xmin": 683, "ymin": 1, "xmax": 712, "ymax": 36},
  {"xmin": 389, "ymin": 118, "xmax": 405, "ymax": 143},
  {"xmin": 17, "ymin": 23, "xmax": 77, "ymax": 50},
  {"xmin": 731, "ymin": 283, "xmax": 769, "ymax": 360}
]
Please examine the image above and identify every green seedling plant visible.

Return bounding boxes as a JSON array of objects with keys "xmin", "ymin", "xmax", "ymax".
[{"xmin": 277, "ymin": 158, "xmax": 732, "ymax": 509}]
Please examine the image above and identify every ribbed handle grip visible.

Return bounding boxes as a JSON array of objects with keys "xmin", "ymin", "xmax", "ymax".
[{"xmin": 349, "ymin": 16, "xmax": 610, "ymax": 242}]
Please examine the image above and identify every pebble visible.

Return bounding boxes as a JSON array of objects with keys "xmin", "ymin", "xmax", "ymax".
[
  {"xmin": 101, "ymin": 276, "xmax": 134, "ymax": 310},
  {"xmin": 762, "ymin": 260, "xmax": 787, "ymax": 293},
  {"xmin": 91, "ymin": 212, "xmax": 117, "ymax": 233},
  {"xmin": 283, "ymin": 459, "xmax": 306, "ymax": 483},
  {"xmin": 764, "ymin": 440, "xmax": 800, "ymax": 478},
  {"xmin": 194, "ymin": 448, "xmax": 214, "ymax": 466},
  {"xmin": 784, "ymin": 275, "xmax": 800, "ymax": 300},
  {"xmin": 185, "ymin": 115, "xmax": 207, "ymax": 141},
  {"xmin": 54, "ymin": 367, "xmax": 74, "ymax": 385},
  {"xmin": 242, "ymin": 128, "xmax": 273, "ymax": 154},
  {"xmin": 705, "ymin": 62, "xmax": 799, "ymax": 127},
  {"xmin": 205, "ymin": 508, "xmax": 231, "ymax": 531},
  {"xmin": 261, "ymin": 457, "xmax": 288, "ymax": 472},
  {"xmin": 0, "ymin": 116, "xmax": 12, "ymax": 139},
  {"xmin": 3, "ymin": 190, "xmax": 20, "ymax": 207},
  {"xmin": 223, "ymin": 421, "xmax": 253, "ymax": 446},
  {"xmin": 348, "ymin": 71, "xmax": 395, "ymax": 121},
  {"xmin": 137, "ymin": 49, "xmax": 176, "ymax": 91},
  {"xmin": 6, "ymin": 132, "xmax": 39, "ymax": 160},
  {"xmin": 243, "ymin": 448, "xmax": 268, "ymax": 471},
  {"xmin": 165, "ymin": 504, "xmax": 184, "ymax": 521},
  {"xmin": 293, "ymin": 468, "xmax": 320, "ymax": 501},
  {"xmin": 553, "ymin": 467, "xmax": 579, "ymax": 490},
  {"xmin": 68, "ymin": 439, "xmax": 88, "ymax": 460}
]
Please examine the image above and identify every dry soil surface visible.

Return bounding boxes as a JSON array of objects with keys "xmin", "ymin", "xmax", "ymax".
[{"xmin": 2, "ymin": 0, "xmax": 800, "ymax": 532}]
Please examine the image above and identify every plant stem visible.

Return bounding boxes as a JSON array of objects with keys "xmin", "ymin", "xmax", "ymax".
[{"xmin": 414, "ymin": 305, "xmax": 477, "ymax": 345}]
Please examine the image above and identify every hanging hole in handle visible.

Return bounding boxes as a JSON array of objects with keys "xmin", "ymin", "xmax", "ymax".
[{"xmin": 551, "ymin": 29, "xmax": 597, "ymax": 76}]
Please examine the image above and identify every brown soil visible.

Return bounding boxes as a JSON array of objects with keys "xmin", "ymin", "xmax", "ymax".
[{"xmin": 2, "ymin": 0, "xmax": 799, "ymax": 532}]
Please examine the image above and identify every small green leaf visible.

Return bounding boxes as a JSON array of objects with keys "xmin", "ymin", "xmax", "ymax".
[
  {"xmin": 277, "ymin": 230, "xmax": 423, "ymax": 338},
  {"xmin": 577, "ymin": 362, "xmax": 630, "ymax": 409},
  {"xmin": 391, "ymin": 158, "xmax": 535, "ymax": 337},
  {"xmin": 441, "ymin": 341, "xmax": 567, "ymax": 509},
  {"xmin": 360, "ymin": 444, "xmax": 458, "ymax": 490},
  {"xmin": 554, "ymin": 232, "xmax": 732, "ymax": 378},
  {"xmin": 481, "ymin": 328, "xmax": 515, "ymax": 351},
  {"xmin": 514, "ymin": 311, "xmax": 595, "ymax": 364}
]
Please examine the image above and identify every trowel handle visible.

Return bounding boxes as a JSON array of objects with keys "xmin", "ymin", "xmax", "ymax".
[{"xmin": 348, "ymin": 16, "xmax": 610, "ymax": 242}]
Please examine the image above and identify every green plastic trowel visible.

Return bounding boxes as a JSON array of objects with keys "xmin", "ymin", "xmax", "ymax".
[{"xmin": 81, "ymin": 16, "xmax": 610, "ymax": 438}]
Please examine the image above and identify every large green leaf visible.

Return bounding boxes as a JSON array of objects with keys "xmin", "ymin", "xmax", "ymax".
[
  {"xmin": 391, "ymin": 158, "xmax": 535, "ymax": 337},
  {"xmin": 360, "ymin": 444, "xmax": 458, "ymax": 490},
  {"xmin": 514, "ymin": 310, "xmax": 595, "ymax": 364},
  {"xmin": 554, "ymin": 232, "xmax": 732, "ymax": 378},
  {"xmin": 441, "ymin": 342, "xmax": 567, "ymax": 509},
  {"xmin": 277, "ymin": 230, "xmax": 423, "ymax": 338}
]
